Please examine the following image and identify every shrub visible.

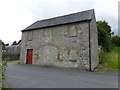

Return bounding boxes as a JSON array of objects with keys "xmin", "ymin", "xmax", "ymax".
[{"xmin": 111, "ymin": 35, "xmax": 120, "ymax": 46}]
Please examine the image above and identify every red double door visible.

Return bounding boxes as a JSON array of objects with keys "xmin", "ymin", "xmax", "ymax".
[{"xmin": 26, "ymin": 49, "xmax": 33, "ymax": 64}]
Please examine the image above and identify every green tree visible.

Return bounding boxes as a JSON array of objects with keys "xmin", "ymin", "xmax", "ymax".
[
  {"xmin": 97, "ymin": 21, "xmax": 112, "ymax": 52},
  {"xmin": 97, "ymin": 21, "xmax": 111, "ymax": 34},
  {"xmin": 17, "ymin": 40, "xmax": 21, "ymax": 45},
  {"xmin": 5, "ymin": 44, "xmax": 9, "ymax": 46},
  {"xmin": 12, "ymin": 41, "xmax": 17, "ymax": 45},
  {"xmin": 111, "ymin": 35, "xmax": 120, "ymax": 46}
]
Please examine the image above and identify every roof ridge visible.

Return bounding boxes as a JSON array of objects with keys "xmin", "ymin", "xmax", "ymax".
[
  {"xmin": 36, "ymin": 9, "xmax": 94, "ymax": 22},
  {"xmin": 22, "ymin": 9, "xmax": 94, "ymax": 32}
]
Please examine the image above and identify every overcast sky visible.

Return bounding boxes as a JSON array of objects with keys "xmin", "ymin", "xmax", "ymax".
[{"xmin": 0, "ymin": 0, "xmax": 119, "ymax": 44}]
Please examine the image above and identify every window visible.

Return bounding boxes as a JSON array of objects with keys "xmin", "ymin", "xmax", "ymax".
[
  {"xmin": 44, "ymin": 30, "xmax": 52, "ymax": 42},
  {"xmin": 69, "ymin": 50, "xmax": 77, "ymax": 60},
  {"xmin": 28, "ymin": 31, "xmax": 33, "ymax": 41},
  {"xmin": 69, "ymin": 26, "xmax": 77, "ymax": 37},
  {"xmin": 68, "ymin": 26, "xmax": 78, "ymax": 42},
  {"xmin": 59, "ymin": 49, "xmax": 68, "ymax": 60}
]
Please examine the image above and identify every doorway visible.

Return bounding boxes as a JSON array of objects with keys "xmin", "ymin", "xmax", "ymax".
[{"xmin": 26, "ymin": 49, "xmax": 33, "ymax": 64}]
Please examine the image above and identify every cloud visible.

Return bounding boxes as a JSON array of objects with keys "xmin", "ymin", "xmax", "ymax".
[
  {"xmin": 95, "ymin": 0, "xmax": 118, "ymax": 34},
  {"xmin": 0, "ymin": 0, "xmax": 119, "ymax": 44},
  {"xmin": 0, "ymin": 0, "xmax": 33, "ymax": 44}
]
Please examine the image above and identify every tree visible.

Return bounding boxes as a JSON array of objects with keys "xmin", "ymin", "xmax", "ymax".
[
  {"xmin": 111, "ymin": 35, "xmax": 120, "ymax": 46},
  {"xmin": 97, "ymin": 21, "xmax": 111, "ymax": 34},
  {"xmin": 12, "ymin": 41, "xmax": 17, "ymax": 45},
  {"xmin": 2, "ymin": 41, "xmax": 4, "ymax": 45},
  {"xmin": 5, "ymin": 44, "xmax": 9, "ymax": 46},
  {"xmin": 17, "ymin": 40, "xmax": 21, "ymax": 45},
  {"xmin": 97, "ymin": 21, "xmax": 112, "ymax": 52},
  {"xmin": 1, "ymin": 41, "xmax": 9, "ymax": 47}
]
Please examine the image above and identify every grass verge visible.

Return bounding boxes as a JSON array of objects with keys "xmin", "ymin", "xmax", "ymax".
[{"xmin": 97, "ymin": 46, "xmax": 120, "ymax": 71}]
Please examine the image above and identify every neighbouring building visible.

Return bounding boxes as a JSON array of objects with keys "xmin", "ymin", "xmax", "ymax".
[
  {"xmin": 3, "ymin": 42, "xmax": 21, "ymax": 60},
  {"xmin": 20, "ymin": 9, "xmax": 99, "ymax": 70},
  {"xmin": 5, "ymin": 45, "xmax": 20, "ymax": 55}
]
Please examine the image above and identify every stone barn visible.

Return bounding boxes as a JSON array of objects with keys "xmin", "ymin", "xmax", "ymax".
[{"xmin": 20, "ymin": 9, "xmax": 99, "ymax": 70}]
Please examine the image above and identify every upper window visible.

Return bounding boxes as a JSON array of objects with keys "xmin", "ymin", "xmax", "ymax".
[
  {"xmin": 69, "ymin": 26, "xmax": 77, "ymax": 37},
  {"xmin": 44, "ymin": 30, "xmax": 51, "ymax": 42},
  {"xmin": 28, "ymin": 31, "xmax": 33, "ymax": 41}
]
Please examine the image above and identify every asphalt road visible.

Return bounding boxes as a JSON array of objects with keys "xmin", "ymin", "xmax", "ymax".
[{"xmin": 4, "ymin": 62, "xmax": 118, "ymax": 88}]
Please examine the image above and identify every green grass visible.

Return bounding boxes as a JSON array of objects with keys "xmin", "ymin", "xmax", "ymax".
[
  {"xmin": 99, "ymin": 46, "xmax": 120, "ymax": 70},
  {"xmin": 3, "ymin": 58, "xmax": 19, "ymax": 62}
]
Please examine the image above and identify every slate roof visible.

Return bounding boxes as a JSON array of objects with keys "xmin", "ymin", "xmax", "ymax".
[{"xmin": 22, "ymin": 9, "xmax": 94, "ymax": 32}]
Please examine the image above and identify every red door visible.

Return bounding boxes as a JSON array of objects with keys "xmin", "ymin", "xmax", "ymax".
[{"xmin": 26, "ymin": 49, "xmax": 33, "ymax": 64}]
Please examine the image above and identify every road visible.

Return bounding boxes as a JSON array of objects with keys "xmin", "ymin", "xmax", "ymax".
[{"xmin": 4, "ymin": 62, "xmax": 118, "ymax": 88}]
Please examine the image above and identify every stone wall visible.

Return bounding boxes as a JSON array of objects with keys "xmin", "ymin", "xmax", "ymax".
[
  {"xmin": 90, "ymin": 11, "xmax": 99, "ymax": 69},
  {"xmin": 0, "ymin": 40, "xmax": 2, "ymax": 61},
  {"xmin": 20, "ymin": 21, "xmax": 98, "ymax": 70}
]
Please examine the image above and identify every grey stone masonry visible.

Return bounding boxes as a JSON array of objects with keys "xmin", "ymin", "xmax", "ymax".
[{"xmin": 0, "ymin": 40, "xmax": 2, "ymax": 61}]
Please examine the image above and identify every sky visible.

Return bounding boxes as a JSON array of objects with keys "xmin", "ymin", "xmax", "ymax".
[{"xmin": 0, "ymin": 0, "xmax": 119, "ymax": 44}]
